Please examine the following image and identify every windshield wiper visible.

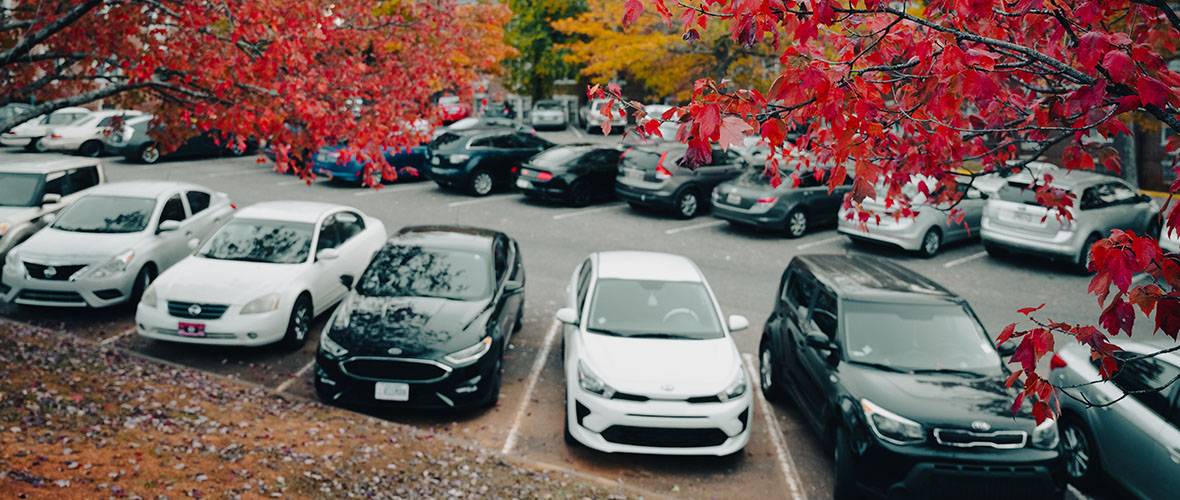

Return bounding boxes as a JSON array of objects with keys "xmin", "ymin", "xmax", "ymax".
[
  {"xmin": 586, "ymin": 328, "xmax": 627, "ymax": 338},
  {"xmin": 909, "ymin": 368, "xmax": 987, "ymax": 377},
  {"xmin": 847, "ymin": 360, "xmax": 908, "ymax": 373},
  {"xmin": 626, "ymin": 332, "xmax": 696, "ymax": 339}
]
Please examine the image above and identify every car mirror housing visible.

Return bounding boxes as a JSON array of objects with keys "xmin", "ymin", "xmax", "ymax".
[
  {"xmin": 805, "ymin": 331, "xmax": 836, "ymax": 351},
  {"xmin": 504, "ymin": 279, "xmax": 524, "ymax": 293},
  {"xmin": 996, "ymin": 339, "xmax": 1017, "ymax": 357},
  {"xmin": 41, "ymin": 193, "xmax": 62, "ymax": 206},
  {"xmin": 555, "ymin": 307, "xmax": 578, "ymax": 325},
  {"xmin": 728, "ymin": 314, "xmax": 749, "ymax": 332},
  {"xmin": 157, "ymin": 220, "xmax": 180, "ymax": 233},
  {"xmin": 317, "ymin": 248, "xmax": 340, "ymax": 261},
  {"xmin": 42, "ymin": 213, "xmax": 57, "ymax": 225},
  {"xmin": 339, "ymin": 274, "xmax": 354, "ymax": 290}
]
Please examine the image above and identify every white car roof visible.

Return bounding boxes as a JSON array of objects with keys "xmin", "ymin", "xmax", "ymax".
[
  {"xmin": 51, "ymin": 107, "xmax": 91, "ymax": 114},
  {"xmin": 594, "ymin": 251, "xmax": 703, "ymax": 282},
  {"xmin": 234, "ymin": 201, "xmax": 355, "ymax": 224},
  {"xmin": 0, "ymin": 156, "xmax": 102, "ymax": 174},
  {"xmin": 86, "ymin": 180, "xmax": 207, "ymax": 199}
]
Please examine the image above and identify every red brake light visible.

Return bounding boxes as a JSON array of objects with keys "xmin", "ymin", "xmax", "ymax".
[
  {"xmin": 230, "ymin": 203, "xmax": 237, "ymax": 209},
  {"xmin": 655, "ymin": 152, "xmax": 672, "ymax": 180},
  {"xmin": 537, "ymin": 171, "xmax": 552, "ymax": 181},
  {"xmin": 757, "ymin": 197, "xmax": 778, "ymax": 204},
  {"xmin": 50, "ymin": 134, "xmax": 62, "ymax": 139},
  {"xmin": 511, "ymin": 166, "xmax": 519, "ymax": 174}
]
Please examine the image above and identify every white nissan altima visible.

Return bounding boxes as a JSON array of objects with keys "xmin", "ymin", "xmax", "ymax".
[
  {"xmin": 135, "ymin": 201, "xmax": 386, "ymax": 349},
  {"xmin": 555, "ymin": 251, "xmax": 752, "ymax": 456}
]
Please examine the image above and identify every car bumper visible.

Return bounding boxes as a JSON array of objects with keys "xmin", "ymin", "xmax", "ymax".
[
  {"xmin": 710, "ymin": 201, "xmax": 787, "ymax": 229},
  {"xmin": 312, "ymin": 161, "xmax": 363, "ymax": 182},
  {"xmin": 516, "ymin": 177, "xmax": 571, "ymax": 200},
  {"xmin": 1, "ymin": 135, "xmax": 34, "ymax": 146},
  {"xmin": 314, "ymin": 350, "xmax": 497, "ymax": 410},
  {"xmin": 615, "ymin": 182, "xmax": 676, "ymax": 209},
  {"xmin": 980, "ymin": 218, "xmax": 1082, "ymax": 260},
  {"xmin": 1, "ymin": 265, "xmax": 135, "ymax": 308},
  {"xmin": 424, "ymin": 165, "xmax": 468, "ymax": 185},
  {"xmin": 135, "ymin": 301, "xmax": 289, "ymax": 346},
  {"xmin": 837, "ymin": 214, "xmax": 924, "ymax": 251},
  {"xmin": 530, "ymin": 116, "xmax": 567, "ymax": 127},
  {"xmin": 38, "ymin": 137, "xmax": 84, "ymax": 151}
]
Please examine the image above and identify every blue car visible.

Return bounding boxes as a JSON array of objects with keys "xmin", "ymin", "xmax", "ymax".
[{"xmin": 312, "ymin": 143, "xmax": 426, "ymax": 185}]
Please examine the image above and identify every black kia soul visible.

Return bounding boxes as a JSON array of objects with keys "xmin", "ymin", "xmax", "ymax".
[{"xmin": 759, "ymin": 255, "xmax": 1066, "ymax": 500}]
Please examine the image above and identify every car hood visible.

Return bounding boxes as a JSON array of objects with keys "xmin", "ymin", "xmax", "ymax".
[
  {"xmin": 151, "ymin": 257, "xmax": 301, "ymax": 305},
  {"xmin": 580, "ymin": 333, "xmax": 740, "ymax": 397},
  {"xmin": 328, "ymin": 294, "xmax": 491, "ymax": 358},
  {"xmin": 838, "ymin": 363, "xmax": 1037, "ymax": 431},
  {"xmin": 16, "ymin": 227, "xmax": 147, "ymax": 263}
]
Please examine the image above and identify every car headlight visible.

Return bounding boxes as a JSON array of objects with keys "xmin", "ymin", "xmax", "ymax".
[
  {"xmin": 449, "ymin": 154, "xmax": 470, "ymax": 163},
  {"xmin": 1031, "ymin": 418, "xmax": 1059, "ymax": 449},
  {"xmin": 3, "ymin": 249, "xmax": 18, "ymax": 271},
  {"xmin": 140, "ymin": 284, "xmax": 158, "ymax": 308},
  {"xmin": 444, "ymin": 336, "xmax": 492, "ymax": 366},
  {"xmin": 241, "ymin": 293, "xmax": 280, "ymax": 314},
  {"xmin": 718, "ymin": 366, "xmax": 748, "ymax": 402},
  {"xmin": 88, "ymin": 249, "xmax": 134, "ymax": 278},
  {"xmin": 862, "ymin": 399, "xmax": 925, "ymax": 445},
  {"xmin": 577, "ymin": 359, "xmax": 615, "ymax": 398},
  {"xmin": 0, "ymin": 221, "xmax": 10, "ymax": 235},
  {"xmin": 319, "ymin": 331, "xmax": 349, "ymax": 358}
]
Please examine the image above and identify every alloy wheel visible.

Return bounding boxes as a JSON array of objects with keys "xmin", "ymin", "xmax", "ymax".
[
  {"xmin": 142, "ymin": 146, "xmax": 160, "ymax": 163},
  {"xmin": 293, "ymin": 302, "xmax": 311, "ymax": 341},
  {"xmin": 32, "ymin": 138, "xmax": 47, "ymax": 152},
  {"xmin": 1062, "ymin": 425, "xmax": 1091, "ymax": 479},
  {"xmin": 679, "ymin": 191, "xmax": 699, "ymax": 218},
  {"xmin": 760, "ymin": 348, "xmax": 774, "ymax": 391},
  {"xmin": 922, "ymin": 229, "xmax": 941, "ymax": 256},
  {"xmin": 472, "ymin": 172, "xmax": 493, "ymax": 196},
  {"xmin": 788, "ymin": 211, "xmax": 808, "ymax": 237}
]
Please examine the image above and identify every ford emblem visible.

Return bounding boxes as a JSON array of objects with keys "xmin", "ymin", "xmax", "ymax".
[
  {"xmin": 971, "ymin": 420, "xmax": 991, "ymax": 432},
  {"xmin": 43, "ymin": 266, "xmax": 57, "ymax": 278},
  {"xmin": 387, "ymin": 347, "xmax": 403, "ymax": 356},
  {"xmin": 188, "ymin": 304, "xmax": 202, "ymax": 316}
]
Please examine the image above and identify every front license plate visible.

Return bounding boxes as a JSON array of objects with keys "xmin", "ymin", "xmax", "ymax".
[
  {"xmin": 374, "ymin": 382, "xmax": 409, "ymax": 401},
  {"xmin": 726, "ymin": 193, "xmax": 742, "ymax": 205},
  {"xmin": 516, "ymin": 178, "xmax": 531, "ymax": 189},
  {"xmin": 178, "ymin": 322, "xmax": 205, "ymax": 338},
  {"xmin": 431, "ymin": 157, "xmax": 440, "ymax": 165}
]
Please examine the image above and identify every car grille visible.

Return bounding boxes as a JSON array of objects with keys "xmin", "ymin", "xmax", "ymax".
[
  {"xmin": 167, "ymin": 301, "xmax": 229, "ymax": 320},
  {"xmin": 609, "ymin": 391, "xmax": 722, "ymax": 404},
  {"xmin": 152, "ymin": 327, "xmax": 237, "ymax": 340},
  {"xmin": 340, "ymin": 357, "xmax": 450, "ymax": 382},
  {"xmin": 23, "ymin": 262, "xmax": 87, "ymax": 281},
  {"xmin": 18, "ymin": 289, "xmax": 84, "ymax": 304},
  {"xmin": 910, "ymin": 465, "xmax": 1046, "ymax": 500},
  {"xmin": 933, "ymin": 428, "xmax": 1027, "ymax": 449},
  {"xmin": 600, "ymin": 426, "xmax": 729, "ymax": 448}
]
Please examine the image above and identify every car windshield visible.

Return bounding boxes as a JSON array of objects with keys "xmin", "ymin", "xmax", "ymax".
[
  {"xmin": 199, "ymin": 219, "xmax": 314, "ymax": 264},
  {"xmin": 429, "ymin": 132, "xmax": 464, "ymax": 150},
  {"xmin": 357, "ymin": 245, "xmax": 491, "ymax": 300},
  {"xmin": 0, "ymin": 173, "xmax": 42, "ymax": 206},
  {"xmin": 46, "ymin": 113, "xmax": 81, "ymax": 125},
  {"xmin": 586, "ymin": 279, "xmax": 723, "ymax": 339},
  {"xmin": 53, "ymin": 195, "xmax": 155, "ymax": 233},
  {"xmin": 842, "ymin": 301, "xmax": 1002, "ymax": 374},
  {"xmin": 535, "ymin": 101, "xmax": 562, "ymax": 110}
]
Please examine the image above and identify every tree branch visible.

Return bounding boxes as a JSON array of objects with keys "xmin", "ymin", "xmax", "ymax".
[{"xmin": 0, "ymin": 0, "xmax": 104, "ymax": 67}]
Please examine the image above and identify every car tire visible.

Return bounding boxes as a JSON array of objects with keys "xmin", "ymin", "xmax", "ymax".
[
  {"xmin": 785, "ymin": 208, "xmax": 808, "ymax": 238},
  {"xmin": 676, "ymin": 188, "xmax": 702, "ymax": 219},
  {"xmin": 278, "ymin": 294, "xmax": 313, "ymax": 351},
  {"xmin": 983, "ymin": 242, "xmax": 1008, "ymax": 259},
  {"xmin": 485, "ymin": 354, "xmax": 503, "ymax": 407},
  {"xmin": 1077, "ymin": 234, "xmax": 1101, "ymax": 274},
  {"xmin": 23, "ymin": 138, "xmax": 42, "ymax": 152},
  {"xmin": 759, "ymin": 336, "xmax": 787, "ymax": 403},
  {"xmin": 229, "ymin": 141, "xmax": 247, "ymax": 156},
  {"xmin": 1060, "ymin": 415, "xmax": 1102, "ymax": 488},
  {"xmin": 918, "ymin": 227, "xmax": 942, "ymax": 258},
  {"xmin": 833, "ymin": 427, "xmax": 861, "ymax": 500},
  {"xmin": 469, "ymin": 169, "xmax": 494, "ymax": 196},
  {"xmin": 568, "ymin": 180, "xmax": 593, "ymax": 207},
  {"xmin": 128, "ymin": 265, "xmax": 157, "ymax": 308},
  {"xmin": 77, "ymin": 140, "xmax": 103, "ymax": 158},
  {"xmin": 139, "ymin": 144, "xmax": 161, "ymax": 164},
  {"xmin": 513, "ymin": 303, "xmax": 524, "ymax": 333}
]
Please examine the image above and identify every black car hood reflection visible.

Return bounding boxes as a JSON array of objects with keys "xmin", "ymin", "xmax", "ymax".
[{"xmin": 330, "ymin": 294, "xmax": 491, "ymax": 359}]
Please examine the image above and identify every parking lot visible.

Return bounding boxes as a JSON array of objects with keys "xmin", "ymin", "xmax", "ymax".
[{"xmin": 0, "ymin": 128, "xmax": 1134, "ymax": 499}]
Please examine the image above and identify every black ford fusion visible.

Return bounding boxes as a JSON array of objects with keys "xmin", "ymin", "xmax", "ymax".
[
  {"xmin": 760, "ymin": 255, "xmax": 1065, "ymax": 500},
  {"xmin": 315, "ymin": 225, "xmax": 525, "ymax": 410}
]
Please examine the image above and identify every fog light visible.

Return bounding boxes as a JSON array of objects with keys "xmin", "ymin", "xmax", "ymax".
[
  {"xmin": 453, "ymin": 374, "xmax": 482, "ymax": 394},
  {"xmin": 247, "ymin": 332, "xmax": 257, "ymax": 339}
]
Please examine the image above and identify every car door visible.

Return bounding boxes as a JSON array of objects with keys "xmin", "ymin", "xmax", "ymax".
[
  {"xmin": 1086, "ymin": 182, "xmax": 1142, "ymax": 235},
  {"xmin": 182, "ymin": 189, "xmax": 227, "ymax": 243},
  {"xmin": 1158, "ymin": 389, "xmax": 1180, "ymax": 498},
  {"xmin": 1100, "ymin": 352, "xmax": 1175, "ymax": 500},
  {"xmin": 332, "ymin": 211, "xmax": 373, "ymax": 284},
  {"xmin": 797, "ymin": 168, "xmax": 836, "ymax": 223},
  {"xmin": 515, "ymin": 134, "xmax": 551, "ymax": 163},
  {"xmin": 778, "ymin": 266, "xmax": 816, "ymax": 395},
  {"xmin": 154, "ymin": 193, "xmax": 193, "ymax": 269},
  {"xmin": 310, "ymin": 214, "xmax": 348, "ymax": 311},
  {"xmin": 796, "ymin": 286, "xmax": 839, "ymax": 424}
]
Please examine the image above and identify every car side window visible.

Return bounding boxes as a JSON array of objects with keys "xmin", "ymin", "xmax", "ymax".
[
  {"xmin": 490, "ymin": 135, "xmax": 519, "ymax": 149},
  {"xmin": 509, "ymin": 240, "xmax": 524, "ymax": 281},
  {"xmin": 709, "ymin": 149, "xmax": 730, "ymax": 166},
  {"xmin": 334, "ymin": 211, "xmax": 364, "ymax": 243},
  {"xmin": 158, "ymin": 194, "xmax": 187, "ymax": 223},
  {"xmin": 185, "ymin": 190, "xmax": 211, "ymax": 215},
  {"xmin": 470, "ymin": 137, "xmax": 493, "ymax": 148},
  {"xmin": 796, "ymin": 169, "xmax": 825, "ymax": 188},
  {"xmin": 592, "ymin": 149, "xmax": 621, "ymax": 169},
  {"xmin": 809, "ymin": 289, "xmax": 839, "ymax": 339},
  {"xmin": 64, "ymin": 166, "xmax": 100, "ymax": 195},
  {"xmin": 493, "ymin": 238, "xmax": 508, "ymax": 282},
  {"xmin": 316, "ymin": 215, "xmax": 341, "ymax": 252},
  {"xmin": 1106, "ymin": 182, "xmax": 1138, "ymax": 205},
  {"xmin": 783, "ymin": 267, "xmax": 815, "ymax": 314},
  {"xmin": 1110, "ymin": 352, "xmax": 1180, "ymax": 418},
  {"xmin": 576, "ymin": 259, "xmax": 593, "ymax": 312},
  {"xmin": 43, "ymin": 171, "xmax": 67, "ymax": 196}
]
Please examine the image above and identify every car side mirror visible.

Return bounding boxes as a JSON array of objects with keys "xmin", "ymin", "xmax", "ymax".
[
  {"xmin": 157, "ymin": 220, "xmax": 180, "ymax": 233},
  {"xmin": 317, "ymin": 248, "xmax": 340, "ymax": 261},
  {"xmin": 41, "ymin": 193, "xmax": 62, "ymax": 206},
  {"xmin": 728, "ymin": 315, "xmax": 749, "ymax": 332},
  {"xmin": 187, "ymin": 238, "xmax": 200, "ymax": 251},
  {"xmin": 340, "ymin": 274, "xmax": 354, "ymax": 290},
  {"xmin": 996, "ymin": 339, "xmax": 1017, "ymax": 358},
  {"xmin": 504, "ymin": 279, "xmax": 524, "ymax": 293},
  {"xmin": 42, "ymin": 213, "xmax": 57, "ymax": 225},
  {"xmin": 805, "ymin": 331, "xmax": 836, "ymax": 351},
  {"xmin": 555, "ymin": 307, "xmax": 578, "ymax": 325}
]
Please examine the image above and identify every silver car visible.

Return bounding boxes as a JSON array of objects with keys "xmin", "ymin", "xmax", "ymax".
[
  {"xmin": 528, "ymin": 100, "xmax": 567, "ymax": 130},
  {"xmin": 2, "ymin": 181, "xmax": 232, "ymax": 308},
  {"xmin": 1052, "ymin": 337, "xmax": 1180, "ymax": 499},
  {"xmin": 837, "ymin": 176, "xmax": 987, "ymax": 257},
  {"xmin": 0, "ymin": 157, "xmax": 105, "ymax": 261},
  {"xmin": 980, "ymin": 172, "xmax": 1157, "ymax": 271},
  {"xmin": 971, "ymin": 160, "xmax": 1062, "ymax": 196}
]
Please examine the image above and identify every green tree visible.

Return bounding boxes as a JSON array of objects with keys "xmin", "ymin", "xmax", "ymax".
[{"xmin": 504, "ymin": 0, "xmax": 587, "ymax": 101}]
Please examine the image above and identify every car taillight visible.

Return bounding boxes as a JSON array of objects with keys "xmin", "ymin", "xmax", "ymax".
[
  {"xmin": 511, "ymin": 166, "xmax": 519, "ymax": 174},
  {"xmin": 537, "ymin": 172, "xmax": 552, "ymax": 181},
  {"xmin": 230, "ymin": 204, "xmax": 237, "ymax": 209},
  {"xmin": 50, "ymin": 134, "xmax": 62, "ymax": 139},
  {"xmin": 655, "ymin": 152, "xmax": 671, "ymax": 180},
  {"xmin": 757, "ymin": 197, "xmax": 778, "ymax": 204}
]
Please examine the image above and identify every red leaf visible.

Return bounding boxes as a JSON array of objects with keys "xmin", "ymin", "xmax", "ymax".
[
  {"xmin": 1102, "ymin": 51, "xmax": 1135, "ymax": 83},
  {"xmin": 1077, "ymin": 31, "xmax": 1111, "ymax": 70},
  {"xmin": 1017, "ymin": 303, "xmax": 1045, "ymax": 316},
  {"xmin": 1155, "ymin": 293, "xmax": 1180, "ymax": 340},
  {"xmin": 1137, "ymin": 76, "xmax": 1172, "ymax": 108},
  {"xmin": 607, "ymin": 83, "xmax": 622, "ymax": 96},
  {"xmin": 717, "ymin": 116, "xmax": 753, "ymax": 150},
  {"xmin": 621, "ymin": 0, "xmax": 643, "ymax": 27},
  {"xmin": 696, "ymin": 104, "xmax": 723, "ymax": 141},
  {"xmin": 1005, "ymin": 369, "xmax": 1023, "ymax": 388},
  {"xmin": 1129, "ymin": 284, "xmax": 1163, "ymax": 316},
  {"xmin": 1010, "ymin": 335, "xmax": 1038, "ymax": 373},
  {"xmin": 997, "ymin": 323, "xmax": 1017, "ymax": 346},
  {"xmin": 1010, "ymin": 392, "xmax": 1026, "ymax": 417},
  {"xmin": 1050, "ymin": 353, "xmax": 1068, "ymax": 370},
  {"xmin": 1099, "ymin": 298, "xmax": 1135, "ymax": 336},
  {"xmin": 1031, "ymin": 401, "xmax": 1050, "ymax": 425}
]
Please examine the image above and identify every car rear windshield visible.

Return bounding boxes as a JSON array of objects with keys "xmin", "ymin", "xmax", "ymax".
[
  {"xmin": 841, "ymin": 301, "xmax": 1002, "ymax": 374},
  {"xmin": 0, "ymin": 173, "xmax": 42, "ymax": 206},
  {"xmin": 586, "ymin": 279, "xmax": 723, "ymax": 339},
  {"xmin": 733, "ymin": 165, "xmax": 783, "ymax": 188},
  {"xmin": 199, "ymin": 219, "xmax": 314, "ymax": 264},
  {"xmin": 535, "ymin": 101, "xmax": 563, "ymax": 109},
  {"xmin": 531, "ymin": 147, "xmax": 586, "ymax": 167},
  {"xmin": 621, "ymin": 149, "xmax": 679, "ymax": 170},
  {"xmin": 53, "ymin": 195, "xmax": 155, "ymax": 233},
  {"xmin": 429, "ymin": 133, "xmax": 464, "ymax": 151},
  {"xmin": 996, "ymin": 181, "xmax": 1066, "ymax": 205},
  {"xmin": 357, "ymin": 245, "xmax": 491, "ymax": 301}
]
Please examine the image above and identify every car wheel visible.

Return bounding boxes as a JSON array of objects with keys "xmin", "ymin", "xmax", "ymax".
[
  {"xmin": 759, "ymin": 336, "xmax": 787, "ymax": 402},
  {"xmin": 676, "ymin": 189, "xmax": 701, "ymax": 219},
  {"xmin": 128, "ymin": 265, "xmax": 157, "ymax": 307},
  {"xmin": 833, "ymin": 427, "xmax": 862, "ymax": 500},
  {"xmin": 24, "ymin": 138, "xmax": 42, "ymax": 152},
  {"xmin": 983, "ymin": 242, "xmax": 1008, "ymax": 259},
  {"xmin": 1077, "ymin": 234, "xmax": 1101, "ymax": 274},
  {"xmin": 785, "ymin": 209, "xmax": 808, "ymax": 238},
  {"xmin": 229, "ymin": 141, "xmax": 247, "ymax": 156},
  {"xmin": 139, "ymin": 144, "xmax": 161, "ymax": 164},
  {"xmin": 1060, "ymin": 416, "xmax": 1102, "ymax": 487},
  {"xmin": 485, "ymin": 354, "xmax": 503, "ymax": 407},
  {"xmin": 278, "ymin": 295, "xmax": 312, "ymax": 351},
  {"xmin": 568, "ymin": 180, "xmax": 593, "ymax": 207},
  {"xmin": 77, "ymin": 140, "xmax": 103, "ymax": 158},
  {"xmin": 469, "ymin": 169, "xmax": 494, "ymax": 196},
  {"xmin": 918, "ymin": 227, "xmax": 942, "ymax": 258}
]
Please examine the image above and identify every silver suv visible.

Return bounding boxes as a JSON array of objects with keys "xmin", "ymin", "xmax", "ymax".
[{"xmin": 0, "ymin": 157, "xmax": 105, "ymax": 261}]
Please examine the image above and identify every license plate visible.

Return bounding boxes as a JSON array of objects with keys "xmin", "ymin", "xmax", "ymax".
[
  {"xmin": 1006, "ymin": 210, "xmax": 1033, "ymax": 223},
  {"xmin": 374, "ymin": 382, "xmax": 409, "ymax": 401},
  {"xmin": 726, "ymin": 193, "xmax": 742, "ymax": 205},
  {"xmin": 516, "ymin": 178, "xmax": 531, "ymax": 189},
  {"xmin": 431, "ymin": 157, "xmax": 440, "ymax": 165},
  {"xmin": 625, "ymin": 168, "xmax": 642, "ymax": 179},
  {"xmin": 316, "ymin": 153, "xmax": 329, "ymax": 162},
  {"xmin": 178, "ymin": 322, "xmax": 205, "ymax": 338}
]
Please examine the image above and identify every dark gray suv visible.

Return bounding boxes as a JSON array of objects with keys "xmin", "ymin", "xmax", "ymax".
[
  {"xmin": 615, "ymin": 143, "xmax": 747, "ymax": 218},
  {"xmin": 712, "ymin": 159, "xmax": 852, "ymax": 238}
]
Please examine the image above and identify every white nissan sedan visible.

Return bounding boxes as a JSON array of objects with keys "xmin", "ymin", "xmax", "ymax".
[
  {"xmin": 135, "ymin": 201, "xmax": 386, "ymax": 349},
  {"xmin": 555, "ymin": 251, "xmax": 752, "ymax": 456}
]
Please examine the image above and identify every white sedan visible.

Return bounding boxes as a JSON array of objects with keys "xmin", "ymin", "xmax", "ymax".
[
  {"xmin": 555, "ymin": 251, "xmax": 752, "ymax": 456},
  {"xmin": 39, "ymin": 109, "xmax": 144, "ymax": 157},
  {"xmin": 1, "ymin": 107, "xmax": 91, "ymax": 152},
  {"xmin": 136, "ymin": 201, "xmax": 387, "ymax": 349}
]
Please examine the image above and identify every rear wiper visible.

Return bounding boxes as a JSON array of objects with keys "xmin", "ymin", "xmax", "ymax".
[
  {"xmin": 847, "ymin": 360, "xmax": 907, "ymax": 373},
  {"xmin": 909, "ymin": 368, "xmax": 986, "ymax": 377},
  {"xmin": 627, "ymin": 332, "xmax": 695, "ymax": 339}
]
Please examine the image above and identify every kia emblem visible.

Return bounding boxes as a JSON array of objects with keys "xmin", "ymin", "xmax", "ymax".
[
  {"xmin": 971, "ymin": 420, "xmax": 991, "ymax": 432},
  {"xmin": 43, "ymin": 266, "xmax": 57, "ymax": 278},
  {"xmin": 188, "ymin": 304, "xmax": 202, "ymax": 316}
]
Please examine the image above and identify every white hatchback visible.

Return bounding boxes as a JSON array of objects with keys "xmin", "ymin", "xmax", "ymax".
[
  {"xmin": 555, "ymin": 251, "xmax": 752, "ymax": 456},
  {"xmin": 136, "ymin": 201, "xmax": 387, "ymax": 349}
]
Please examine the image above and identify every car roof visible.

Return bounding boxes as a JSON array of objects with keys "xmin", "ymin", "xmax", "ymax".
[
  {"xmin": 0, "ymin": 156, "xmax": 102, "ymax": 174},
  {"xmin": 594, "ymin": 251, "xmax": 703, "ymax": 282},
  {"xmin": 391, "ymin": 225, "xmax": 499, "ymax": 252},
  {"xmin": 51, "ymin": 107, "xmax": 91, "ymax": 114},
  {"xmin": 792, "ymin": 254, "xmax": 958, "ymax": 303},
  {"xmin": 234, "ymin": 201, "xmax": 351, "ymax": 224},
  {"xmin": 1032, "ymin": 170, "xmax": 1121, "ymax": 190},
  {"xmin": 86, "ymin": 180, "xmax": 208, "ymax": 199}
]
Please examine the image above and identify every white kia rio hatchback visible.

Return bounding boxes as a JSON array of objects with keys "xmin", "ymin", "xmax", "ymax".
[{"xmin": 555, "ymin": 251, "xmax": 752, "ymax": 456}]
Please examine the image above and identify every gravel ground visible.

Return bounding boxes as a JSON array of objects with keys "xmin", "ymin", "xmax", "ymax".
[{"xmin": 0, "ymin": 319, "xmax": 637, "ymax": 500}]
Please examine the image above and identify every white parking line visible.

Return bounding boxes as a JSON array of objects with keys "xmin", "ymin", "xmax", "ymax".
[
  {"xmin": 277, "ymin": 178, "xmax": 311, "ymax": 186},
  {"xmin": 942, "ymin": 251, "xmax": 989, "ymax": 269},
  {"xmin": 795, "ymin": 235, "xmax": 843, "ymax": 250},
  {"xmin": 448, "ymin": 194, "xmax": 516, "ymax": 208},
  {"xmin": 664, "ymin": 220, "xmax": 726, "ymax": 235},
  {"xmin": 570, "ymin": 127, "xmax": 584, "ymax": 138},
  {"xmin": 552, "ymin": 203, "xmax": 623, "ymax": 220},
  {"xmin": 502, "ymin": 320, "xmax": 561, "ymax": 455},
  {"xmin": 353, "ymin": 183, "xmax": 435, "ymax": 197},
  {"xmin": 276, "ymin": 359, "xmax": 316, "ymax": 393},
  {"xmin": 100, "ymin": 326, "xmax": 138, "ymax": 346},
  {"xmin": 743, "ymin": 353, "xmax": 803, "ymax": 499}
]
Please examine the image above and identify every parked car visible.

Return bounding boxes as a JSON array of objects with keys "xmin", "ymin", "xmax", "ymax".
[
  {"xmin": 579, "ymin": 98, "xmax": 627, "ymax": 134},
  {"xmin": 759, "ymin": 254, "xmax": 1065, "ymax": 499},
  {"xmin": 424, "ymin": 129, "xmax": 553, "ymax": 196},
  {"xmin": 432, "ymin": 117, "xmax": 534, "ymax": 139},
  {"xmin": 437, "ymin": 96, "xmax": 470, "ymax": 124},
  {"xmin": 39, "ymin": 110, "xmax": 145, "ymax": 157},
  {"xmin": 1162, "ymin": 206, "xmax": 1180, "ymax": 254},
  {"xmin": 615, "ymin": 143, "xmax": 747, "ymax": 219},
  {"xmin": 1053, "ymin": 337, "xmax": 1180, "ymax": 500},
  {"xmin": 315, "ymin": 225, "xmax": 525, "ymax": 409},
  {"xmin": 555, "ymin": 251, "xmax": 751, "ymax": 455},
  {"xmin": 529, "ymin": 100, "xmax": 567, "ymax": 129},
  {"xmin": 514, "ymin": 144, "xmax": 623, "ymax": 206},
  {"xmin": 136, "ymin": 202, "xmax": 386, "ymax": 349},
  {"xmin": 619, "ymin": 104, "xmax": 683, "ymax": 146},
  {"xmin": 980, "ymin": 172, "xmax": 1158, "ymax": 271},
  {"xmin": 0, "ymin": 157, "xmax": 105, "ymax": 262},
  {"xmin": 712, "ymin": 152, "xmax": 852, "ymax": 238},
  {"xmin": 971, "ymin": 160, "xmax": 1062, "ymax": 196},
  {"xmin": 837, "ymin": 176, "xmax": 987, "ymax": 257},
  {"xmin": 1, "ymin": 107, "xmax": 91, "ymax": 152},
  {"xmin": 106, "ymin": 115, "xmax": 256, "ymax": 163},
  {"xmin": 312, "ymin": 143, "xmax": 426, "ymax": 185},
  {"xmin": 1, "ymin": 181, "xmax": 233, "ymax": 308}
]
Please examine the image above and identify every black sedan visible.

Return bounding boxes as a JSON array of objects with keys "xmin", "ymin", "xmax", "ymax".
[
  {"xmin": 107, "ymin": 115, "xmax": 257, "ymax": 163},
  {"xmin": 425, "ymin": 129, "xmax": 553, "ymax": 196},
  {"xmin": 315, "ymin": 225, "xmax": 525, "ymax": 410},
  {"xmin": 514, "ymin": 144, "xmax": 623, "ymax": 206}
]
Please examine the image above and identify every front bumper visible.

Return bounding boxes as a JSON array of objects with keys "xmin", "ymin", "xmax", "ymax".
[
  {"xmin": 980, "ymin": 218, "xmax": 1082, "ymax": 260},
  {"xmin": 135, "ymin": 300, "xmax": 289, "ymax": 346},
  {"xmin": 1, "ymin": 263, "xmax": 135, "ymax": 308},
  {"xmin": 837, "ymin": 213, "xmax": 924, "ymax": 251},
  {"xmin": 314, "ymin": 350, "xmax": 497, "ymax": 410},
  {"xmin": 711, "ymin": 199, "xmax": 788, "ymax": 229},
  {"xmin": 615, "ymin": 181, "xmax": 676, "ymax": 209}
]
